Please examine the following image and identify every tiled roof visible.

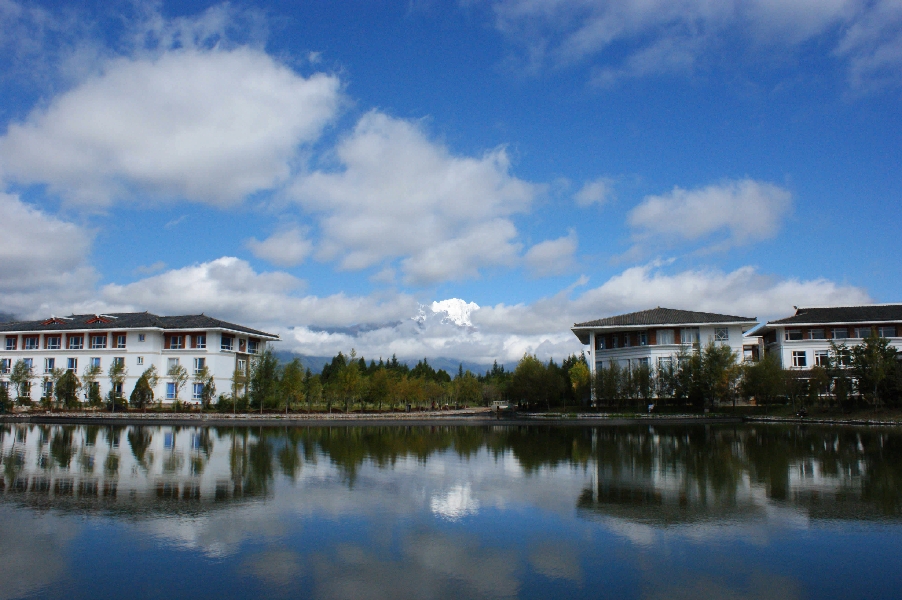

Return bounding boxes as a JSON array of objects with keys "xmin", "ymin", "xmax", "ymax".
[
  {"xmin": 768, "ymin": 304, "xmax": 902, "ymax": 325},
  {"xmin": 573, "ymin": 307, "xmax": 757, "ymax": 328},
  {"xmin": 0, "ymin": 312, "xmax": 278, "ymax": 339}
]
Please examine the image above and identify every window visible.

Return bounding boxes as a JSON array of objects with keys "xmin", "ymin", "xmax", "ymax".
[
  {"xmin": 221, "ymin": 335, "xmax": 234, "ymax": 351},
  {"xmin": 792, "ymin": 351, "xmax": 807, "ymax": 368},
  {"xmin": 657, "ymin": 357, "xmax": 672, "ymax": 369},
  {"xmin": 237, "ymin": 359, "xmax": 247, "ymax": 373},
  {"xmin": 44, "ymin": 358, "xmax": 55, "ymax": 373},
  {"xmin": 623, "ymin": 334, "xmax": 631, "ymax": 347},
  {"xmin": 136, "ymin": 356, "xmax": 144, "ymax": 366},
  {"xmin": 43, "ymin": 380, "xmax": 52, "ymax": 397},
  {"xmin": 743, "ymin": 348, "xmax": 755, "ymax": 362},
  {"xmin": 166, "ymin": 383, "xmax": 176, "ymax": 400},
  {"xmin": 113, "ymin": 357, "xmax": 124, "ymax": 368},
  {"xmin": 681, "ymin": 328, "xmax": 700, "ymax": 344},
  {"xmin": 785, "ymin": 329, "xmax": 803, "ymax": 341},
  {"xmin": 193, "ymin": 383, "xmax": 204, "ymax": 400},
  {"xmin": 138, "ymin": 334, "xmax": 146, "ymax": 342},
  {"xmin": 167, "ymin": 358, "xmax": 179, "ymax": 371},
  {"xmin": 815, "ymin": 350, "xmax": 830, "ymax": 367},
  {"xmin": 878, "ymin": 326, "xmax": 897, "ymax": 338},
  {"xmin": 855, "ymin": 327, "xmax": 872, "ymax": 339},
  {"xmin": 656, "ymin": 329, "xmax": 674, "ymax": 345},
  {"xmin": 832, "ymin": 328, "xmax": 848, "ymax": 339},
  {"xmin": 44, "ymin": 336, "xmax": 61, "ymax": 350},
  {"xmin": 113, "ymin": 382, "xmax": 122, "ymax": 396},
  {"xmin": 595, "ymin": 336, "xmax": 605, "ymax": 350},
  {"xmin": 636, "ymin": 357, "xmax": 649, "ymax": 367},
  {"xmin": 0, "ymin": 359, "xmax": 9, "ymax": 374},
  {"xmin": 90, "ymin": 335, "xmax": 107, "ymax": 349},
  {"xmin": 714, "ymin": 327, "xmax": 729, "ymax": 342},
  {"xmin": 90, "ymin": 357, "xmax": 101, "ymax": 368},
  {"xmin": 637, "ymin": 332, "xmax": 648, "ymax": 346},
  {"xmin": 68, "ymin": 335, "xmax": 83, "ymax": 350},
  {"xmin": 24, "ymin": 337, "xmax": 38, "ymax": 350},
  {"xmin": 195, "ymin": 334, "xmax": 206, "ymax": 349},
  {"xmin": 808, "ymin": 329, "xmax": 825, "ymax": 340},
  {"xmin": 23, "ymin": 358, "xmax": 33, "ymax": 370},
  {"xmin": 194, "ymin": 357, "xmax": 205, "ymax": 374},
  {"xmin": 5, "ymin": 337, "xmax": 16, "ymax": 350},
  {"xmin": 67, "ymin": 358, "xmax": 77, "ymax": 372},
  {"xmin": 115, "ymin": 334, "xmax": 126, "ymax": 349},
  {"xmin": 248, "ymin": 339, "xmax": 259, "ymax": 354},
  {"xmin": 611, "ymin": 335, "xmax": 619, "ymax": 349},
  {"xmin": 168, "ymin": 335, "xmax": 184, "ymax": 350}
]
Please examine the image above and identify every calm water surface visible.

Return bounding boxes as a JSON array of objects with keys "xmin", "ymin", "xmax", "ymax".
[{"xmin": 1, "ymin": 422, "xmax": 901, "ymax": 599}]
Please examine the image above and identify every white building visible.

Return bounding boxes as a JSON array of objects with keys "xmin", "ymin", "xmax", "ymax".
[
  {"xmin": 571, "ymin": 307, "xmax": 759, "ymax": 377},
  {"xmin": 757, "ymin": 304, "xmax": 902, "ymax": 369},
  {"xmin": 0, "ymin": 312, "xmax": 279, "ymax": 404}
]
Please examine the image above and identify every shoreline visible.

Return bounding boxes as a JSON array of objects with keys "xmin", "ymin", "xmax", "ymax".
[
  {"xmin": 5, "ymin": 410, "xmax": 899, "ymax": 427},
  {"xmin": 0, "ymin": 409, "xmax": 746, "ymax": 427}
]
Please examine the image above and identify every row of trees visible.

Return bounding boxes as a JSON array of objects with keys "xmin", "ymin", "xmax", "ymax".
[
  {"xmin": 0, "ymin": 358, "xmax": 215, "ymax": 412},
  {"xmin": 2, "ymin": 333, "xmax": 899, "ymax": 413}
]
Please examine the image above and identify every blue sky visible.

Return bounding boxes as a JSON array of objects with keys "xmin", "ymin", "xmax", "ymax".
[{"xmin": 0, "ymin": 0, "xmax": 899, "ymax": 365}]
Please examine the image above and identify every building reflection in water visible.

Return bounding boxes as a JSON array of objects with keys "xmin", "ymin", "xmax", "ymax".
[{"xmin": 0, "ymin": 423, "xmax": 899, "ymax": 522}]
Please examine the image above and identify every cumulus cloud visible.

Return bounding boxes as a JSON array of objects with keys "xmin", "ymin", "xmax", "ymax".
[
  {"xmin": 627, "ymin": 179, "xmax": 792, "ymax": 252},
  {"xmin": 574, "ymin": 177, "xmax": 614, "ymax": 206},
  {"xmin": 289, "ymin": 111, "xmax": 541, "ymax": 284},
  {"xmin": 0, "ymin": 191, "xmax": 98, "ymax": 317},
  {"xmin": 0, "ymin": 47, "xmax": 341, "ymax": 206},
  {"xmin": 97, "ymin": 257, "xmax": 417, "ymax": 330},
  {"xmin": 524, "ymin": 231, "xmax": 578, "ymax": 277},
  {"xmin": 488, "ymin": 0, "xmax": 901, "ymax": 89},
  {"xmin": 474, "ymin": 262, "xmax": 871, "ymax": 336},
  {"xmin": 246, "ymin": 227, "xmax": 313, "ymax": 267}
]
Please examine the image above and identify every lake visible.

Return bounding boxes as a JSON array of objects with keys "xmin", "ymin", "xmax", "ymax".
[{"xmin": 1, "ymin": 421, "xmax": 901, "ymax": 599}]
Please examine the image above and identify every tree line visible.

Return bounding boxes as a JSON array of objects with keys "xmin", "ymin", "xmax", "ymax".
[{"xmin": 2, "ymin": 333, "xmax": 900, "ymax": 413}]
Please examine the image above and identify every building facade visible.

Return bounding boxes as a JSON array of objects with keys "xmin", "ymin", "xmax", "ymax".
[
  {"xmin": 758, "ymin": 304, "xmax": 902, "ymax": 369},
  {"xmin": 0, "ymin": 312, "xmax": 279, "ymax": 404},
  {"xmin": 571, "ymin": 307, "xmax": 759, "ymax": 377}
]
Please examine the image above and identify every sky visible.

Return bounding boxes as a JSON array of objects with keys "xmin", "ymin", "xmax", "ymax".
[{"xmin": 0, "ymin": 0, "xmax": 899, "ymax": 367}]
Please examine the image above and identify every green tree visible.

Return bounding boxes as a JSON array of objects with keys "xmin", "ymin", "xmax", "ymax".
[
  {"xmin": 702, "ymin": 342, "xmax": 740, "ymax": 407},
  {"xmin": 9, "ymin": 359, "xmax": 34, "ymax": 405},
  {"xmin": 306, "ymin": 373, "xmax": 322, "ymax": 413},
  {"xmin": 281, "ymin": 359, "xmax": 305, "ymax": 414},
  {"xmin": 167, "ymin": 361, "xmax": 189, "ymax": 406},
  {"xmin": 850, "ymin": 332, "xmax": 898, "ymax": 411},
  {"xmin": 82, "ymin": 363, "xmax": 102, "ymax": 406},
  {"xmin": 369, "ymin": 367, "xmax": 391, "ymax": 411},
  {"xmin": 511, "ymin": 354, "xmax": 548, "ymax": 409},
  {"xmin": 55, "ymin": 370, "xmax": 81, "ymax": 409},
  {"xmin": 454, "ymin": 371, "xmax": 482, "ymax": 407},
  {"xmin": 249, "ymin": 348, "xmax": 280, "ymax": 413},
  {"xmin": 130, "ymin": 373, "xmax": 154, "ymax": 410},
  {"xmin": 108, "ymin": 359, "xmax": 128, "ymax": 411},
  {"xmin": 740, "ymin": 353, "xmax": 784, "ymax": 409},
  {"xmin": 336, "ymin": 349, "xmax": 364, "ymax": 413},
  {"xmin": 568, "ymin": 361, "xmax": 591, "ymax": 406},
  {"xmin": 193, "ymin": 365, "xmax": 216, "ymax": 409}
]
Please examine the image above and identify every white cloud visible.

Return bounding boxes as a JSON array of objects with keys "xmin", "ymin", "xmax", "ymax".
[
  {"xmin": 488, "ymin": 0, "xmax": 902, "ymax": 89},
  {"xmin": 246, "ymin": 228, "xmax": 313, "ymax": 267},
  {"xmin": 0, "ymin": 192, "xmax": 98, "ymax": 317},
  {"xmin": 627, "ymin": 178, "xmax": 792, "ymax": 251},
  {"xmin": 0, "ymin": 252, "xmax": 872, "ymax": 366},
  {"xmin": 0, "ymin": 47, "xmax": 341, "ymax": 206},
  {"xmin": 474, "ymin": 262, "xmax": 871, "ymax": 336},
  {"xmin": 524, "ymin": 230, "xmax": 578, "ymax": 277},
  {"xmin": 574, "ymin": 177, "xmax": 613, "ymax": 206},
  {"xmin": 289, "ymin": 111, "xmax": 540, "ymax": 284}
]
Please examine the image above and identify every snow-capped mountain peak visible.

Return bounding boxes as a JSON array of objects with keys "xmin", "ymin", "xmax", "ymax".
[{"xmin": 431, "ymin": 298, "xmax": 479, "ymax": 327}]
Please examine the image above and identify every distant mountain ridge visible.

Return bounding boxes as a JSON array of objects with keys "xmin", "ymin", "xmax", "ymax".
[{"xmin": 273, "ymin": 351, "xmax": 496, "ymax": 377}]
